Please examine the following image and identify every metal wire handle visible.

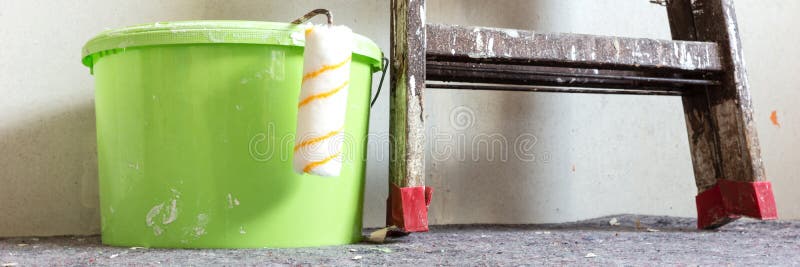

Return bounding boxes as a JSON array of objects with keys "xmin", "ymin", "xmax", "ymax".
[
  {"xmin": 291, "ymin": 9, "xmax": 333, "ymax": 25},
  {"xmin": 649, "ymin": 0, "xmax": 669, "ymax": 6},
  {"xmin": 370, "ymin": 57, "xmax": 389, "ymax": 108}
]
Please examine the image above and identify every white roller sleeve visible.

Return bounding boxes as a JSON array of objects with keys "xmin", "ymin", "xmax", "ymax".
[{"xmin": 293, "ymin": 24, "xmax": 353, "ymax": 176}]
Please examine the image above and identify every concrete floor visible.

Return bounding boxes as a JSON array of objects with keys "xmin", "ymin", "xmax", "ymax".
[{"xmin": 1, "ymin": 215, "xmax": 798, "ymax": 266}]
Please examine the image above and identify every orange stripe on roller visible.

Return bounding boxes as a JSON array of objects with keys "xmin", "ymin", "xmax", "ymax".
[
  {"xmin": 302, "ymin": 56, "xmax": 352, "ymax": 82},
  {"xmin": 294, "ymin": 127, "xmax": 342, "ymax": 152},
  {"xmin": 297, "ymin": 80, "xmax": 349, "ymax": 107},
  {"xmin": 303, "ymin": 151, "xmax": 341, "ymax": 173}
]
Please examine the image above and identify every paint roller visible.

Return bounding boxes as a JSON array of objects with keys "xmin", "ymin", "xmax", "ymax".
[{"xmin": 291, "ymin": 9, "xmax": 353, "ymax": 177}]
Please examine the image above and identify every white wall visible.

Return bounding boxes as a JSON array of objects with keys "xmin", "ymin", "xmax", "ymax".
[
  {"xmin": 0, "ymin": 0, "xmax": 797, "ymax": 236},
  {"xmin": 0, "ymin": 1, "xmax": 209, "ymax": 237}
]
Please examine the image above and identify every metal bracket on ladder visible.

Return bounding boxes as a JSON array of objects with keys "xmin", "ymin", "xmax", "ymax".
[{"xmin": 388, "ymin": 0, "xmax": 777, "ymax": 233}]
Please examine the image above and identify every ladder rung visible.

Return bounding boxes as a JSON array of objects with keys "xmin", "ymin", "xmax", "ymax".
[
  {"xmin": 425, "ymin": 82, "xmax": 687, "ymax": 96},
  {"xmin": 426, "ymin": 24, "xmax": 723, "ymax": 74},
  {"xmin": 426, "ymin": 61, "xmax": 718, "ymax": 91}
]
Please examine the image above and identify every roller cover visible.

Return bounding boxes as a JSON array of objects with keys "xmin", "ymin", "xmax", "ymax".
[{"xmin": 293, "ymin": 24, "xmax": 353, "ymax": 177}]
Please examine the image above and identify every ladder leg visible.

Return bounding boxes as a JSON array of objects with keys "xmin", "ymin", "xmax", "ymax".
[
  {"xmin": 667, "ymin": 0, "xmax": 777, "ymax": 229},
  {"xmin": 387, "ymin": 0, "xmax": 431, "ymax": 232}
]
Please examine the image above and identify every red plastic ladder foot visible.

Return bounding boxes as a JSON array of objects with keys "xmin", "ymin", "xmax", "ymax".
[
  {"xmin": 696, "ymin": 179, "xmax": 777, "ymax": 229},
  {"xmin": 386, "ymin": 184, "xmax": 433, "ymax": 232},
  {"xmin": 696, "ymin": 184, "xmax": 740, "ymax": 229}
]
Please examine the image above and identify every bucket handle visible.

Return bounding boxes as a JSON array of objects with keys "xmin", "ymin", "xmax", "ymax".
[
  {"xmin": 291, "ymin": 9, "xmax": 333, "ymax": 25},
  {"xmin": 370, "ymin": 57, "xmax": 389, "ymax": 108},
  {"xmin": 290, "ymin": 9, "xmax": 386, "ymax": 108}
]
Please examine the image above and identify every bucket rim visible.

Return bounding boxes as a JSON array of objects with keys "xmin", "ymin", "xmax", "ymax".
[{"xmin": 81, "ymin": 20, "xmax": 382, "ymax": 70}]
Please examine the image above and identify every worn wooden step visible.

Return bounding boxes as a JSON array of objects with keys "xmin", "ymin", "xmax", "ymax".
[{"xmin": 426, "ymin": 24, "xmax": 723, "ymax": 74}]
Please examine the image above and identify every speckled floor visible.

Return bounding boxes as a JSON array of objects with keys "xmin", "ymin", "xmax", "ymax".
[{"xmin": 1, "ymin": 215, "xmax": 798, "ymax": 266}]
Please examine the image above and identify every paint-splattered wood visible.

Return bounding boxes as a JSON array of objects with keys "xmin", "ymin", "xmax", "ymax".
[
  {"xmin": 667, "ymin": 0, "xmax": 766, "ymax": 191},
  {"xmin": 426, "ymin": 24, "xmax": 723, "ymax": 74},
  {"xmin": 667, "ymin": 0, "xmax": 723, "ymax": 191},
  {"xmin": 389, "ymin": 0, "xmax": 425, "ymax": 188}
]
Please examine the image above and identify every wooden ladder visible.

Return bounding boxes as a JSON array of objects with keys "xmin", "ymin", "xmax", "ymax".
[{"xmin": 386, "ymin": 0, "xmax": 777, "ymax": 232}]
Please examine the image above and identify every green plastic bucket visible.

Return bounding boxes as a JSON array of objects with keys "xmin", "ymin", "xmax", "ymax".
[{"xmin": 81, "ymin": 21, "xmax": 382, "ymax": 248}]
